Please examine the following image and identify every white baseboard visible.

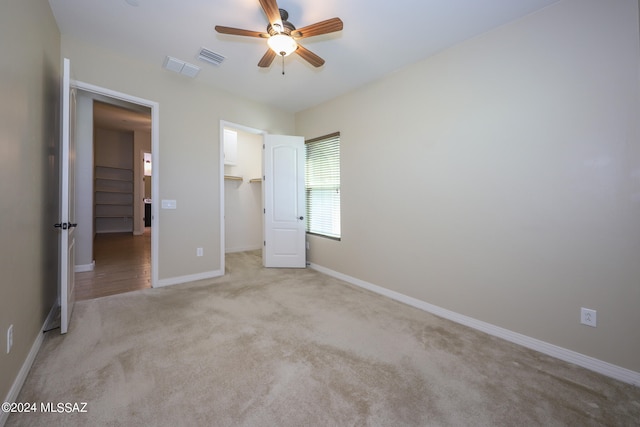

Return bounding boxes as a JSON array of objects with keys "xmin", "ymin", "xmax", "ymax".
[
  {"xmin": 225, "ymin": 245, "xmax": 262, "ymax": 254},
  {"xmin": 309, "ymin": 263, "xmax": 640, "ymax": 387},
  {"xmin": 74, "ymin": 261, "xmax": 95, "ymax": 273},
  {"xmin": 155, "ymin": 269, "xmax": 224, "ymax": 288},
  {"xmin": 1, "ymin": 304, "xmax": 57, "ymax": 427}
]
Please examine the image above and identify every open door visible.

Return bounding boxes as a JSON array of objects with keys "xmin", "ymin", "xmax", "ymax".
[
  {"xmin": 57, "ymin": 58, "xmax": 77, "ymax": 334},
  {"xmin": 263, "ymin": 134, "xmax": 306, "ymax": 268}
]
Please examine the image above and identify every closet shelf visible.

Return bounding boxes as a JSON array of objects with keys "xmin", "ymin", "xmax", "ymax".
[
  {"xmin": 249, "ymin": 178, "xmax": 262, "ymax": 183},
  {"xmin": 94, "ymin": 201, "xmax": 132, "ymax": 206},
  {"xmin": 94, "ymin": 165, "xmax": 134, "ymax": 230},
  {"xmin": 95, "ymin": 165, "xmax": 133, "ymax": 172},
  {"xmin": 224, "ymin": 175, "xmax": 243, "ymax": 181},
  {"xmin": 94, "ymin": 176, "xmax": 131, "ymax": 183},
  {"xmin": 95, "ymin": 188, "xmax": 133, "ymax": 194}
]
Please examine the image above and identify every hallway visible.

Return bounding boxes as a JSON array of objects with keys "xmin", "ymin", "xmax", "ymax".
[{"xmin": 75, "ymin": 229, "xmax": 151, "ymax": 300}]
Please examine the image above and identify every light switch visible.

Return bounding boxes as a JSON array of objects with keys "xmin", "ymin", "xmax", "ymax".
[{"xmin": 161, "ymin": 199, "xmax": 177, "ymax": 209}]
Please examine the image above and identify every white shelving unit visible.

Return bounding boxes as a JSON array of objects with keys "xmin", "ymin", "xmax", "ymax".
[{"xmin": 94, "ymin": 165, "xmax": 133, "ymax": 233}]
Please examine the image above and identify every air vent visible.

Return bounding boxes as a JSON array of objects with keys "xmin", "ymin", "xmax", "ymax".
[
  {"xmin": 163, "ymin": 56, "xmax": 200, "ymax": 78},
  {"xmin": 181, "ymin": 63, "xmax": 200, "ymax": 78},
  {"xmin": 164, "ymin": 56, "xmax": 185, "ymax": 73},
  {"xmin": 198, "ymin": 48, "xmax": 225, "ymax": 66}
]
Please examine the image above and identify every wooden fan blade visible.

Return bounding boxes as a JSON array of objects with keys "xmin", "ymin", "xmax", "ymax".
[
  {"xmin": 295, "ymin": 45, "xmax": 325, "ymax": 67},
  {"xmin": 258, "ymin": 49, "xmax": 277, "ymax": 68},
  {"xmin": 291, "ymin": 18, "xmax": 343, "ymax": 39},
  {"xmin": 215, "ymin": 26, "xmax": 269, "ymax": 38},
  {"xmin": 258, "ymin": 0, "xmax": 282, "ymax": 29}
]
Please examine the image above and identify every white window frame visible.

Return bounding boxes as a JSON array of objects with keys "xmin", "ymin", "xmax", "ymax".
[{"xmin": 305, "ymin": 132, "xmax": 341, "ymax": 240}]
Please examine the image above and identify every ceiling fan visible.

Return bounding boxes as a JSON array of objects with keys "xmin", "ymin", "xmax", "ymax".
[{"xmin": 215, "ymin": 0, "xmax": 343, "ymax": 69}]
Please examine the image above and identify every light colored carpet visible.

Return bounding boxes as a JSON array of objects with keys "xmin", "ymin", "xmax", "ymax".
[{"xmin": 7, "ymin": 251, "xmax": 640, "ymax": 426}]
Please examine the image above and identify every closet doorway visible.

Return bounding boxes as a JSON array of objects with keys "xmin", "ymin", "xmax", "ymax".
[{"xmin": 222, "ymin": 123, "xmax": 265, "ymax": 257}]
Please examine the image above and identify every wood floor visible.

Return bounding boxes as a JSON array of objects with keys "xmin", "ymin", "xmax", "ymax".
[{"xmin": 75, "ymin": 228, "xmax": 151, "ymax": 300}]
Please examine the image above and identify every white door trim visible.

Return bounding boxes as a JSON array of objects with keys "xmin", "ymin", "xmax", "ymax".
[
  {"xmin": 219, "ymin": 120, "xmax": 266, "ymax": 275},
  {"xmin": 73, "ymin": 80, "xmax": 160, "ymax": 288},
  {"xmin": 60, "ymin": 58, "xmax": 76, "ymax": 334}
]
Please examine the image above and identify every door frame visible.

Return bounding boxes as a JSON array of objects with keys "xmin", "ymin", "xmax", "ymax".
[
  {"xmin": 219, "ymin": 120, "xmax": 266, "ymax": 275},
  {"xmin": 59, "ymin": 58, "xmax": 76, "ymax": 334},
  {"xmin": 75, "ymin": 80, "xmax": 160, "ymax": 287}
]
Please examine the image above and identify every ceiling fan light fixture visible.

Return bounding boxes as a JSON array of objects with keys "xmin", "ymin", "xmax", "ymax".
[
  {"xmin": 267, "ymin": 34, "xmax": 297, "ymax": 56},
  {"xmin": 215, "ymin": 3, "xmax": 343, "ymax": 68}
]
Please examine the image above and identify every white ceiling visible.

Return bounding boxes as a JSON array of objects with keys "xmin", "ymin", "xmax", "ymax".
[{"xmin": 49, "ymin": 0, "xmax": 559, "ymax": 113}]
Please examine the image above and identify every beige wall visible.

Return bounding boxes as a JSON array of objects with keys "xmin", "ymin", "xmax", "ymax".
[
  {"xmin": 61, "ymin": 37, "xmax": 295, "ymax": 281},
  {"xmin": 74, "ymin": 92, "xmax": 94, "ymax": 267},
  {"xmin": 0, "ymin": 0, "xmax": 61, "ymax": 401},
  {"xmin": 296, "ymin": 0, "xmax": 640, "ymax": 372}
]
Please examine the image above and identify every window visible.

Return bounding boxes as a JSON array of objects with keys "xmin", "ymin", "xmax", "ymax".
[{"xmin": 305, "ymin": 132, "xmax": 341, "ymax": 240}]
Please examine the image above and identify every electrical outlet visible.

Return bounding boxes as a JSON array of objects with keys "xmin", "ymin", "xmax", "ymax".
[
  {"xmin": 7, "ymin": 324, "xmax": 13, "ymax": 354},
  {"xmin": 197, "ymin": 247, "xmax": 203, "ymax": 257},
  {"xmin": 581, "ymin": 308, "xmax": 597, "ymax": 327}
]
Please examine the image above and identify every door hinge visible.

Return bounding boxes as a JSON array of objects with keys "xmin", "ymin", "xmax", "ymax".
[
  {"xmin": 54, "ymin": 222, "xmax": 77, "ymax": 230},
  {"xmin": 263, "ymin": 241, "xmax": 266, "ymax": 246},
  {"xmin": 263, "ymin": 208, "xmax": 266, "ymax": 214}
]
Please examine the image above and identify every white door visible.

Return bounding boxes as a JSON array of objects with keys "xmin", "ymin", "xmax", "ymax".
[
  {"xmin": 57, "ymin": 58, "xmax": 77, "ymax": 334},
  {"xmin": 263, "ymin": 134, "xmax": 306, "ymax": 268}
]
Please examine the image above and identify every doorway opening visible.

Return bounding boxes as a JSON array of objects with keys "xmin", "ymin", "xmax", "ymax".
[
  {"xmin": 73, "ymin": 84, "xmax": 159, "ymax": 299},
  {"xmin": 220, "ymin": 121, "xmax": 265, "ymax": 274}
]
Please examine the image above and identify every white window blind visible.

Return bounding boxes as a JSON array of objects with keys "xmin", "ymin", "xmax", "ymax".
[{"xmin": 305, "ymin": 132, "xmax": 341, "ymax": 239}]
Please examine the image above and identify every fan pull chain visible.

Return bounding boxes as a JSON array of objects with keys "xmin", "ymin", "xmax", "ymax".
[{"xmin": 281, "ymin": 54, "xmax": 285, "ymax": 75}]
